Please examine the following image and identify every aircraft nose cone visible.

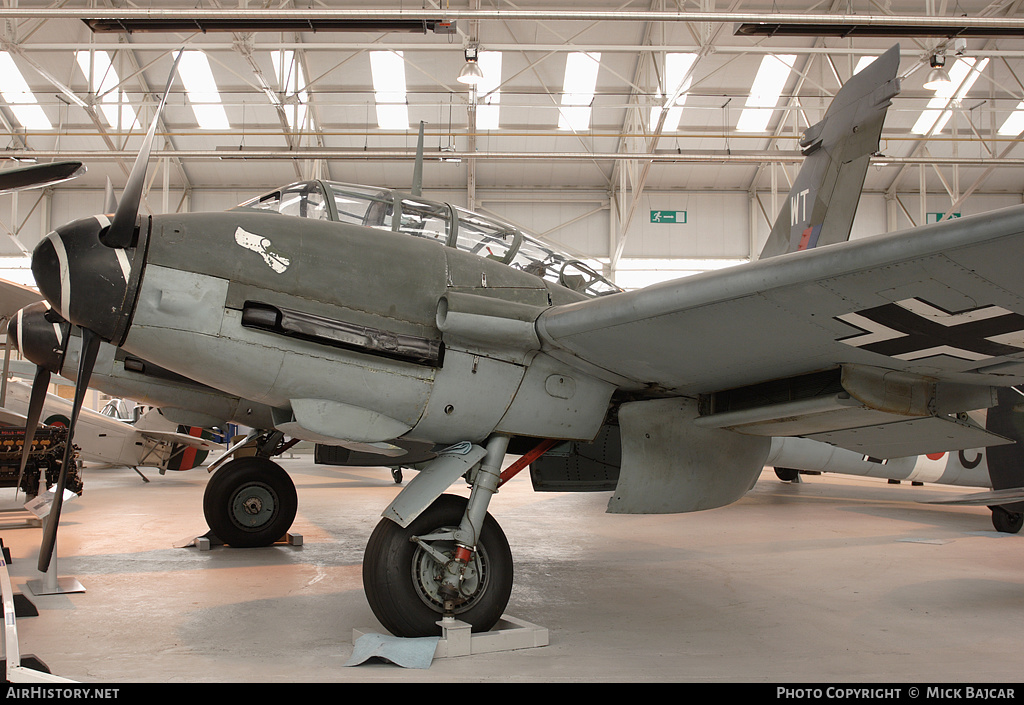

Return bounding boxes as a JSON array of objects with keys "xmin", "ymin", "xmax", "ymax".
[
  {"xmin": 7, "ymin": 302, "xmax": 70, "ymax": 373},
  {"xmin": 31, "ymin": 215, "xmax": 145, "ymax": 346}
]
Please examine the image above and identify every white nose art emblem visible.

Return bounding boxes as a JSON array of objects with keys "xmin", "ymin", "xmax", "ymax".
[{"xmin": 234, "ymin": 227, "xmax": 291, "ymax": 274}]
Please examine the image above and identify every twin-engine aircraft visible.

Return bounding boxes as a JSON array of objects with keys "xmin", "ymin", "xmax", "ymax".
[{"xmin": 19, "ymin": 44, "xmax": 1024, "ymax": 638}]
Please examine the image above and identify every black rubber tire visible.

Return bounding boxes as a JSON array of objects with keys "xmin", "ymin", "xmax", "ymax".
[
  {"xmin": 362, "ymin": 493, "xmax": 513, "ymax": 638},
  {"xmin": 203, "ymin": 456, "xmax": 297, "ymax": 547},
  {"xmin": 774, "ymin": 467, "xmax": 800, "ymax": 482},
  {"xmin": 991, "ymin": 506, "xmax": 1024, "ymax": 534}
]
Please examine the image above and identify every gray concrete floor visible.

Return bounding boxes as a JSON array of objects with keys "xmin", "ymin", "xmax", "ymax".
[{"xmin": 0, "ymin": 456, "xmax": 1021, "ymax": 683}]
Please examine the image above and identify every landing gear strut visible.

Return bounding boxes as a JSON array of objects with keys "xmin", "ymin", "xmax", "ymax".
[
  {"xmin": 362, "ymin": 434, "xmax": 521, "ymax": 638},
  {"xmin": 363, "ymin": 493, "xmax": 513, "ymax": 637}
]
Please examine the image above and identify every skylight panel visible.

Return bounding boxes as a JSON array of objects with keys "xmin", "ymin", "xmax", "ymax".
[
  {"xmin": 558, "ymin": 52, "xmax": 601, "ymax": 131},
  {"xmin": 650, "ymin": 52, "xmax": 698, "ymax": 132},
  {"xmin": 854, "ymin": 56, "xmax": 878, "ymax": 75},
  {"xmin": 476, "ymin": 51, "xmax": 502, "ymax": 131},
  {"xmin": 176, "ymin": 50, "xmax": 230, "ymax": 130},
  {"xmin": 735, "ymin": 54, "xmax": 796, "ymax": 133},
  {"xmin": 911, "ymin": 57, "xmax": 988, "ymax": 135},
  {"xmin": 271, "ymin": 50, "xmax": 314, "ymax": 131},
  {"xmin": 370, "ymin": 50, "xmax": 409, "ymax": 130},
  {"xmin": 998, "ymin": 100, "xmax": 1024, "ymax": 136},
  {"xmin": 0, "ymin": 52, "xmax": 51, "ymax": 130},
  {"xmin": 75, "ymin": 50, "xmax": 137, "ymax": 130}
]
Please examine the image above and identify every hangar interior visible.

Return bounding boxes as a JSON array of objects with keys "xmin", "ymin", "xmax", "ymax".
[
  {"xmin": 0, "ymin": 0, "xmax": 1023, "ymax": 684},
  {"xmin": 5, "ymin": 1, "xmax": 1024, "ymax": 285}
]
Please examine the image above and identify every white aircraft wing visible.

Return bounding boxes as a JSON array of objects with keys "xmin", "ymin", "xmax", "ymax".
[
  {"xmin": 0, "ymin": 278, "xmax": 42, "ymax": 322},
  {"xmin": 0, "ymin": 406, "xmax": 28, "ymax": 426},
  {"xmin": 538, "ymin": 204, "xmax": 1024, "ymax": 459},
  {"xmin": 134, "ymin": 428, "xmax": 219, "ymax": 451}
]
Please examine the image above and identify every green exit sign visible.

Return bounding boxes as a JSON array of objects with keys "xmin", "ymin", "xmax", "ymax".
[
  {"xmin": 926, "ymin": 212, "xmax": 961, "ymax": 223},
  {"xmin": 650, "ymin": 210, "xmax": 687, "ymax": 223}
]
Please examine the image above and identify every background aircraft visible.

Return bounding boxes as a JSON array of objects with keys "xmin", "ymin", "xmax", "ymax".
[
  {"xmin": 766, "ymin": 386, "xmax": 1024, "ymax": 534},
  {"xmin": 20, "ymin": 45, "xmax": 1024, "ymax": 640},
  {"xmin": 0, "ymin": 377, "xmax": 218, "ymax": 478}
]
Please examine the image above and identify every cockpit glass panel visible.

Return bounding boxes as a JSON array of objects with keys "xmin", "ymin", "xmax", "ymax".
[
  {"xmin": 240, "ymin": 191, "xmax": 280, "ymax": 211},
  {"xmin": 453, "ymin": 208, "xmax": 517, "ymax": 262},
  {"xmin": 399, "ymin": 198, "xmax": 451, "ymax": 243},
  {"xmin": 279, "ymin": 182, "xmax": 330, "ymax": 220},
  {"xmin": 325, "ymin": 182, "xmax": 395, "ymax": 230},
  {"xmin": 509, "ymin": 232, "xmax": 621, "ymax": 296}
]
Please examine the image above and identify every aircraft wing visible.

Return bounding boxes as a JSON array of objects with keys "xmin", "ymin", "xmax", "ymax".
[
  {"xmin": 537, "ymin": 203, "xmax": 1024, "ymax": 458},
  {"xmin": 0, "ymin": 278, "xmax": 42, "ymax": 322},
  {"xmin": 135, "ymin": 428, "xmax": 220, "ymax": 451},
  {"xmin": 0, "ymin": 406, "xmax": 28, "ymax": 427},
  {"xmin": 0, "ymin": 160, "xmax": 84, "ymax": 195}
]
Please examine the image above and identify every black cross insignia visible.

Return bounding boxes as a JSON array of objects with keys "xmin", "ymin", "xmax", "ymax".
[{"xmin": 836, "ymin": 298, "xmax": 1024, "ymax": 362}]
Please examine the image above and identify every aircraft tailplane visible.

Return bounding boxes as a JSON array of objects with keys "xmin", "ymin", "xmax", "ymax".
[{"xmin": 757, "ymin": 44, "xmax": 900, "ymax": 260}]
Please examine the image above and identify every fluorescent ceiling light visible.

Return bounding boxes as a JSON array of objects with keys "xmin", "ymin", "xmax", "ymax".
[
  {"xmin": 650, "ymin": 52, "xmax": 698, "ymax": 132},
  {"xmin": 736, "ymin": 54, "xmax": 796, "ymax": 133},
  {"xmin": 75, "ymin": 50, "xmax": 138, "ymax": 130},
  {"xmin": 0, "ymin": 52, "xmax": 51, "ymax": 130},
  {"xmin": 370, "ymin": 50, "xmax": 409, "ymax": 130},
  {"xmin": 271, "ymin": 50, "xmax": 314, "ymax": 131},
  {"xmin": 558, "ymin": 52, "xmax": 601, "ymax": 131},
  {"xmin": 176, "ymin": 50, "xmax": 230, "ymax": 130},
  {"xmin": 854, "ymin": 56, "xmax": 878, "ymax": 75},
  {"xmin": 911, "ymin": 57, "xmax": 988, "ymax": 135},
  {"xmin": 476, "ymin": 51, "xmax": 502, "ymax": 131}
]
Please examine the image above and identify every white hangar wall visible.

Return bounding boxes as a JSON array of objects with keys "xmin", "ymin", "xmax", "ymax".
[{"xmin": 2, "ymin": 187, "xmax": 1023, "ymax": 289}]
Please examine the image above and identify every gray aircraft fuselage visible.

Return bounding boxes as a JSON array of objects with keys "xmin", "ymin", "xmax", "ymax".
[{"xmin": 36, "ymin": 203, "xmax": 618, "ymax": 450}]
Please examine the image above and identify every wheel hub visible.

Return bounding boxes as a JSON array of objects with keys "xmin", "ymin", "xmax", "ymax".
[
  {"xmin": 411, "ymin": 531, "xmax": 488, "ymax": 614},
  {"xmin": 231, "ymin": 483, "xmax": 276, "ymax": 529}
]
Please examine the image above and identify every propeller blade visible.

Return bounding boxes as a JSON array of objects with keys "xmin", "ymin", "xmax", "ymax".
[
  {"xmin": 102, "ymin": 50, "xmax": 182, "ymax": 248},
  {"xmin": 15, "ymin": 364, "xmax": 51, "ymax": 499},
  {"xmin": 103, "ymin": 176, "xmax": 118, "ymax": 214},
  {"xmin": 37, "ymin": 327, "xmax": 100, "ymax": 573},
  {"xmin": 0, "ymin": 160, "xmax": 84, "ymax": 195}
]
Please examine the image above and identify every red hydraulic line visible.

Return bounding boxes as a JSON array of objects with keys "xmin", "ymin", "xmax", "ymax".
[{"xmin": 498, "ymin": 438, "xmax": 559, "ymax": 486}]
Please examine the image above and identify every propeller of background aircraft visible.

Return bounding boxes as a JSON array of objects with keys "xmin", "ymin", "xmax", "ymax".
[
  {"xmin": 0, "ymin": 160, "xmax": 85, "ymax": 196},
  {"xmin": 18, "ymin": 51, "xmax": 182, "ymax": 573}
]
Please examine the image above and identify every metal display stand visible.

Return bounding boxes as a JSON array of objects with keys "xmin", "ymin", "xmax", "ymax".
[
  {"xmin": 0, "ymin": 550, "xmax": 75, "ymax": 683},
  {"xmin": 353, "ymin": 614, "xmax": 548, "ymax": 660},
  {"xmin": 23, "ymin": 491, "xmax": 84, "ymax": 597}
]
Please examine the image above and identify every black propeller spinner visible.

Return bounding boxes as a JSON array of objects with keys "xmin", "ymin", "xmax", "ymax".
[
  {"xmin": 6, "ymin": 303, "xmax": 70, "ymax": 499},
  {"xmin": 23, "ymin": 50, "xmax": 182, "ymax": 573}
]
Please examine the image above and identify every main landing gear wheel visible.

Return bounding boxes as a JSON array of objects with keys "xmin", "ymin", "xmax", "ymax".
[
  {"xmin": 362, "ymin": 493, "xmax": 513, "ymax": 638},
  {"xmin": 990, "ymin": 505, "xmax": 1024, "ymax": 534},
  {"xmin": 203, "ymin": 456, "xmax": 298, "ymax": 547}
]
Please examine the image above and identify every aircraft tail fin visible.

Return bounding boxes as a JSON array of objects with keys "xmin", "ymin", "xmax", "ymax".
[
  {"xmin": 757, "ymin": 44, "xmax": 900, "ymax": 260},
  {"xmin": 166, "ymin": 425, "xmax": 215, "ymax": 471}
]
